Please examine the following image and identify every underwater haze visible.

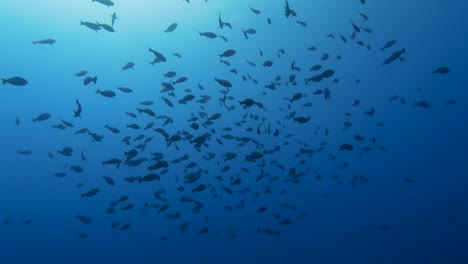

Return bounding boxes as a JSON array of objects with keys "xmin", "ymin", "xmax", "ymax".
[{"xmin": 0, "ymin": 0, "xmax": 467, "ymax": 263}]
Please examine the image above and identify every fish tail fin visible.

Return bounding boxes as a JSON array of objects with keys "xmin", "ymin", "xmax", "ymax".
[
  {"xmin": 93, "ymin": 76, "xmax": 97, "ymax": 83},
  {"xmin": 81, "ymin": 194, "xmax": 84, "ymax": 198},
  {"xmin": 198, "ymin": 32, "xmax": 202, "ymax": 36},
  {"xmin": 32, "ymin": 118, "xmax": 36, "ymax": 123},
  {"xmin": 96, "ymin": 89, "xmax": 100, "ymax": 94},
  {"xmin": 80, "ymin": 20, "xmax": 84, "ymax": 25},
  {"xmin": 32, "ymin": 41, "xmax": 36, "ymax": 45},
  {"xmin": 1, "ymin": 79, "xmax": 6, "ymax": 85}
]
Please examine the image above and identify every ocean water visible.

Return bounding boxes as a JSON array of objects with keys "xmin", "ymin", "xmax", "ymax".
[{"xmin": 0, "ymin": 0, "xmax": 467, "ymax": 263}]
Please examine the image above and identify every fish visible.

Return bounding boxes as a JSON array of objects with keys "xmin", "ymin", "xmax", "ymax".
[
  {"xmin": 83, "ymin": 76, "xmax": 97, "ymax": 85},
  {"xmin": 219, "ymin": 49, "xmax": 236, "ymax": 58},
  {"xmin": 17, "ymin": 150, "xmax": 32, "ymax": 155},
  {"xmin": 33, "ymin": 39, "xmax": 56, "ymax": 45},
  {"xmin": 382, "ymin": 48, "xmax": 405, "ymax": 65},
  {"xmin": 117, "ymin": 87, "xmax": 133, "ymax": 93},
  {"xmin": 97, "ymin": 22, "xmax": 114, "ymax": 32},
  {"xmin": 414, "ymin": 101, "xmax": 431, "ymax": 108},
  {"xmin": 57, "ymin": 147, "xmax": 73, "ymax": 157},
  {"xmin": 199, "ymin": 32, "xmax": 217, "ymax": 38},
  {"xmin": 172, "ymin": 76, "xmax": 188, "ymax": 85},
  {"xmin": 138, "ymin": 173, "xmax": 160, "ymax": 183},
  {"xmin": 263, "ymin": 60, "xmax": 273, "ymax": 67},
  {"xmin": 380, "ymin": 40, "xmax": 397, "ymax": 51},
  {"xmin": 241, "ymin": 28, "xmax": 256, "ymax": 39},
  {"xmin": 161, "ymin": 97, "xmax": 174, "ymax": 107},
  {"xmin": 192, "ymin": 184, "xmax": 207, "ymax": 192},
  {"xmin": 214, "ymin": 78, "xmax": 232, "ymax": 88},
  {"xmin": 350, "ymin": 20, "xmax": 360, "ymax": 32},
  {"xmin": 433, "ymin": 66, "xmax": 450, "ymax": 74},
  {"xmin": 110, "ymin": 12, "xmax": 118, "ymax": 26},
  {"xmin": 104, "ymin": 125, "xmax": 120, "ymax": 134},
  {"xmin": 149, "ymin": 47, "xmax": 167, "ymax": 62},
  {"xmin": 163, "ymin": 71, "xmax": 177, "ymax": 78},
  {"xmin": 102, "ymin": 176, "xmax": 115, "ymax": 186},
  {"xmin": 76, "ymin": 215, "xmax": 93, "ymax": 224},
  {"xmin": 80, "ymin": 21, "xmax": 101, "ymax": 31},
  {"xmin": 122, "ymin": 62, "xmax": 135, "ymax": 70},
  {"xmin": 120, "ymin": 223, "xmax": 131, "ymax": 231},
  {"xmin": 81, "ymin": 188, "xmax": 99, "ymax": 198},
  {"xmin": 74, "ymin": 99, "xmax": 82, "ymax": 118},
  {"xmin": 2, "ymin": 77, "xmax": 28, "ymax": 86},
  {"xmin": 137, "ymin": 108, "xmax": 156, "ymax": 117},
  {"xmin": 96, "ymin": 89, "xmax": 116, "ymax": 98},
  {"xmin": 75, "ymin": 70, "xmax": 87, "ymax": 77},
  {"xmin": 339, "ymin": 144, "xmax": 354, "ymax": 151},
  {"xmin": 92, "ymin": 0, "xmax": 114, "ymax": 7},
  {"xmin": 164, "ymin": 23, "xmax": 178, "ymax": 33},
  {"xmin": 249, "ymin": 6, "xmax": 261, "ymax": 15},
  {"xmin": 296, "ymin": 20, "xmax": 307, "ymax": 27},
  {"xmin": 179, "ymin": 94, "xmax": 196, "ymax": 104},
  {"xmin": 32, "ymin": 113, "xmax": 51, "ymax": 123},
  {"xmin": 284, "ymin": 0, "xmax": 297, "ymax": 17}
]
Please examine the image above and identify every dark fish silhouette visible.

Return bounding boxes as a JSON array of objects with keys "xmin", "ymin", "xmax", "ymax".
[{"xmin": 2, "ymin": 77, "xmax": 28, "ymax": 86}]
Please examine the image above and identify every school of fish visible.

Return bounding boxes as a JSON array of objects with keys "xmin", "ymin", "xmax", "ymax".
[{"xmin": 1, "ymin": 0, "xmax": 455, "ymax": 240}]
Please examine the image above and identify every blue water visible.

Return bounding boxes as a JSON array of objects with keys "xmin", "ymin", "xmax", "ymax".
[{"xmin": 0, "ymin": 0, "xmax": 467, "ymax": 263}]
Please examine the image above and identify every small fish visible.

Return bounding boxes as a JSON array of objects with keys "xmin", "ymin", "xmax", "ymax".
[
  {"xmin": 122, "ymin": 62, "xmax": 135, "ymax": 70},
  {"xmin": 33, "ymin": 39, "xmax": 56, "ymax": 45},
  {"xmin": 76, "ymin": 215, "xmax": 93, "ymax": 224},
  {"xmin": 214, "ymin": 78, "xmax": 232, "ymax": 88},
  {"xmin": 81, "ymin": 188, "xmax": 99, "ymax": 198},
  {"xmin": 199, "ymin": 32, "xmax": 217, "ymax": 38},
  {"xmin": 92, "ymin": 0, "xmax": 114, "ymax": 7},
  {"xmin": 74, "ymin": 99, "xmax": 82, "ymax": 117},
  {"xmin": 380, "ymin": 40, "xmax": 397, "ymax": 51},
  {"xmin": 149, "ymin": 47, "xmax": 167, "ymax": 63},
  {"xmin": 164, "ymin": 23, "xmax": 178, "ymax": 33},
  {"xmin": 96, "ymin": 89, "xmax": 116, "ymax": 98},
  {"xmin": 117, "ymin": 87, "xmax": 133, "ymax": 93},
  {"xmin": 433, "ymin": 66, "xmax": 450, "ymax": 74},
  {"xmin": 2, "ymin": 77, "xmax": 28, "ymax": 86},
  {"xmin": 80, "ymin": 21, "xmax": 101, "ymax": 31},
  {"xmin": 32, "ymin": 113, "xmax": 51, "ymax": 123},
  {"xmin": 83, "ymin": 76, "xmax": 97, "ymax": 85},
  {"xmin": 219, "ymin": 49, "xmax": 236, "ymax": 58},
  {"xmin": 110, "ymin": 12, "xmax": 118, "ymax": 26},
  {"xmin": 97, "ymin": 22, "xmax": 114, "ymax": 32},
  {"xmin": 75, "ymin": 70, "xmax": 87, "ymax": 77},
  {"xmin": 249, "ymin": 6, "xmax": 261, "ymax": 15}
]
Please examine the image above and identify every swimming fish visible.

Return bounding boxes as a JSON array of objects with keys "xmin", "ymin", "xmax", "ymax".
[
  {"xmin": 2, "ymin": 77, "xmax": 28, "ymax": 86},
  {"xmin": 33, "ymin": 39, "xmax": 56, "ymax": 45}
]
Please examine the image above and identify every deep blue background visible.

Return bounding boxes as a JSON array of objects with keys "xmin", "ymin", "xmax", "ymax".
[{"xmin": 0, "ymin": 0, "xmax": 467, "ymax": 263}]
